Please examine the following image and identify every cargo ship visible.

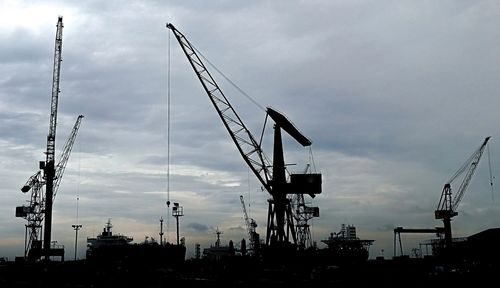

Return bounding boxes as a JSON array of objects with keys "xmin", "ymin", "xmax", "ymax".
[{"xmin": 86, "ymin": 219, "xmax": 186, "ymax": 267}]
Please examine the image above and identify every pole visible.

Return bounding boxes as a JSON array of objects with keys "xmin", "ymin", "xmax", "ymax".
[
  {"xmin": 159, "ymin": 217, "xmax": 164, "ymax": 246},
  {"xmin": 72, "ymin": 224, "xmax": 82, "ymax": 260},
  {"xmin": 72, "ymin": 196, "xmax": 81, "ymax": 260},
  {"xmin": 176, "ymin": 216, "xmax": 180, "ymax": 245},
  {"xmin": 171, "ymin": 202, "xmax": 183, "ymax": 245},
  {"xmin": 44, "ymin": 161, "xmax": 55, "ymax": 259}
]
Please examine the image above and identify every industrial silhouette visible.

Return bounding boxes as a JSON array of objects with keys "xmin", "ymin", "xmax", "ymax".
[{"xmin": 1, "ymin": 19, "xmax": 499, "ymax": 288}]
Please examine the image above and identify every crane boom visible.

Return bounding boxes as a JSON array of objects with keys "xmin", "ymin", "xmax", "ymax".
[
  {"xmin": 450, "ymin": 136, "xmax": 491, "ymax": 211},
  {"xmin": 166, "ymin": 23, "xmax": 272, "ymax": 192},
  {"xmin": 43, "ymin": 15, "xmax": 64, "ymax": 259},
  {"xmin": 240, "ymin": 196, "xmax": 253, "ymax": 248},
  {"xmin": 436, "ymin": 136, "xmax": 491, "ymax": 217},
  {"xmin": 46, "ymin": 16, "xmax": 64, "ymax": 165},
  {"xmin": 240, "ymin": 195, "xmax": 251, "ymax": 233},
  {"xmin": 54, "ymin": 115, "xmax": 84, "ymax": 199}
]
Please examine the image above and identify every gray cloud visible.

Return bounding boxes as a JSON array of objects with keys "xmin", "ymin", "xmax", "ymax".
[
  {"xmin": 186, "ymin": 222, "xmax": 209, "ymax": 232},
  {"xmin": 1, "ymin": 1, "xmax": 500, "ymax": 260}
]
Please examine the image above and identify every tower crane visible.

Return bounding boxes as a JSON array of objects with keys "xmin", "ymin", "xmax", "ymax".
[
  {"xmin": 240, "ymin": 195, "xmax": 260, "ymax": 254},
  {"xmin": 167, "ymin": 23, "xmax": 322, "ymax": 249},
  {"xmin": 435, "ymin": 136, "xmax": 491, "ymax": 249},
  {"xmin": 17, "ymin": 115, "xmax": 84, "ymax": 260}
]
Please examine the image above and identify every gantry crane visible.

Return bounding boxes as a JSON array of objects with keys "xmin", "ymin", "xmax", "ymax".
[
  {"xmin": 435, "ymin": 136, "xmax": 491, "ymax": 249},
  {"xmin": 167, "ymin": 23, "xmax": 322, "ymax": 249},
  {"xmin": 17, "ymin": 115, "xmax": 84, "ymax": 260},
  {"xmin": 240, "ymin": 195, "xmax": 260, "ymax": 254}
]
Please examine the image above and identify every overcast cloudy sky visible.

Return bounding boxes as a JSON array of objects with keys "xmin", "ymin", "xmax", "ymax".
[{"xmin": 1, "ymin": 1, "xmax": 500, "ymax": 260}]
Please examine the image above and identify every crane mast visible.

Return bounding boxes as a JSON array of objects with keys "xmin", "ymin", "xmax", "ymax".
[
  {"xmin": 167, "ymin": 23, "xmax": 322, "ymax": 249},
  {"xmin": 435, "ymin": 136, "xmax": 491, "ymax": 249},
  {"xmin": 42, "ymin": 15, "xmax": 64, "ymax": 260}
]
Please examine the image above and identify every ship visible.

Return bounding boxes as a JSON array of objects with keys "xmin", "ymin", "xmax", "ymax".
[
  {"xmin": 319, "ymin": 224, "xmax": 374, "ymax": 264},
  {"xmin": 86, "ymin": 219, "xmax": 133, "ymax": 260},
  {"xmin": 201, "ymin": 228, "xmax": 236, "ymax": 260},
  {"xmin": 86, "ymin": 219, "xmax": 186, "ymax": 268}
]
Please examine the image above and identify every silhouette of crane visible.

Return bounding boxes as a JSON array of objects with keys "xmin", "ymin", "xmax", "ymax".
[
  {"xmin": 240, "ymin": 195, "xmax": 260, "ymax": 254},
  {"xmin": 15, "ymin": 16, "xmax": 84, "ymax": 261},
  {"xmin": 435, "ymin": 136, "xmax": 491, "ymax": 249},
  {"xmin": 167, "ymin": 23, "xmax": 322, "ymax": 248}
]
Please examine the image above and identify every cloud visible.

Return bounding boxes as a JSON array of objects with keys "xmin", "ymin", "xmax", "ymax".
[
  {"xmin": 1, "ymin": 1, "xmax": 500, "ymax": 260},
  {"xmin": 186, "ymin": 222, "xmax": 209, "ymax": 232}
]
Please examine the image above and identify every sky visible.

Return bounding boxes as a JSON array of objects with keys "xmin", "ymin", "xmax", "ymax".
[{"xmin": 1, "ymin": 0, "xmax": 500, "ymax": 261}]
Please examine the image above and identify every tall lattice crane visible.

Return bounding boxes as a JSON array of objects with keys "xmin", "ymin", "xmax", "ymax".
[
  {"xmin": 167, "ymin": 23, "xmax": 322, "ymax": 249},
  {"xmin": 17, "ymin": 115, "xmax": 84, "ymax": 260},
  {"xmin": 435, "ymin": 136, "xmax": 491, "ymax": 249},
  {"xmin": 15, "ymin": 16, "xmax": 76, "ymax": 261},
  {"xmin": 240, "ymin": 195, "xmax": 260, "ymax": 254}
]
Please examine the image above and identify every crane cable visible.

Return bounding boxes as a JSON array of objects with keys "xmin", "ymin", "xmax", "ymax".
[
  {"xmin": 76, "ymin": 130, "xmax": 81, "ymax": 225},
  {"xmin": 308, "ymin": 147, "xmax": 317, "ymax": 173},
  {"xmin": 488, "ymin": 143, "xmax": 495, "ymax": 202},
  {"xmin": 193, "ymin": 46, "xmax": 266, "ymax": 112},
  {"xmin": 198, "ymin": 44, "xmax": 318, "ymax": 180},
  {"xmin": 166, "ymin": 28, "xmax": 172, "ymax": 243}
]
